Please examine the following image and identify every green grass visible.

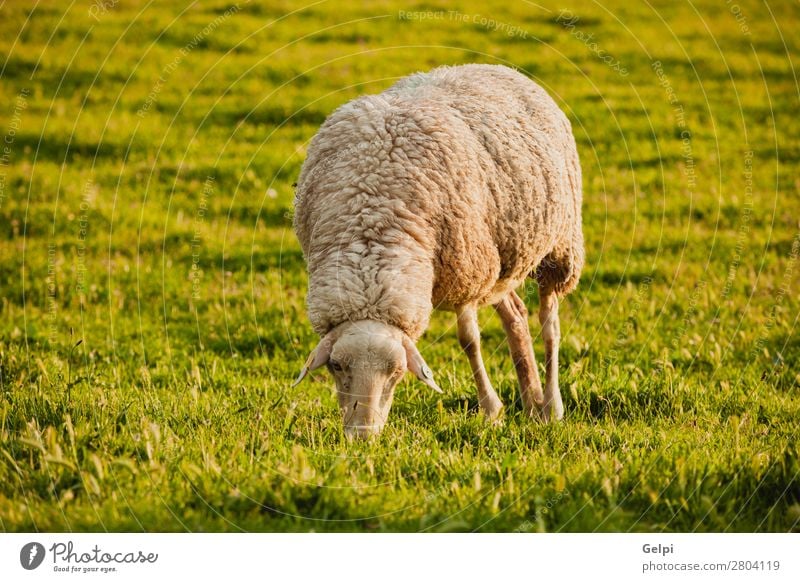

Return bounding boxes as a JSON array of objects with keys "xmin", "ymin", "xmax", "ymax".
[{"xmin": 1, "ymin": 0, "xmax": 799, "ymax": 532}]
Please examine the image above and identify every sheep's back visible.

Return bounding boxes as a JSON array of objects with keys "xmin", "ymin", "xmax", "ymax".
[{"xmin": 386, "ymin": 64, "xmax": 582, "ymax": 306}]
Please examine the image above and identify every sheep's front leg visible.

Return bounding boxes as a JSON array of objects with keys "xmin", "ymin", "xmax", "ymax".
[
  {"xmin": 538, "ymin": 289, "xmax": 564, "ymax": 422},
  {"xmin": 456, "ymin": 305, "xmax": 503, "ymax": 420},
  {"xmin": 493, "ymin": 290, "xmax": 545, "ymax": 417}
]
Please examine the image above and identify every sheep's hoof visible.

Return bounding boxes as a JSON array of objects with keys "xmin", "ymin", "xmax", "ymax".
[
  {"xmin": 541, "ymin": 398, "xmax": 564, "ymax": 423},
  {"xmin": 525, "ymin": 399, "xmax": 564, "ymax": 423},
  {"xmin": 480, "ymin": 397, "xmax": 504, "ymax": 423},
  {"xmin": 486, "ymin": 409, "xmax": 505, "ymax": 427}
]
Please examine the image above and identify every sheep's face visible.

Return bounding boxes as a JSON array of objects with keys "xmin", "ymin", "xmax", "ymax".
[
  {"xmin": 328, "ymin": 322, "xmax": 406, "ymax": 438},
  {"xmin": 293, "ymin": 320, "xmax": 442, "ymax": 439}
]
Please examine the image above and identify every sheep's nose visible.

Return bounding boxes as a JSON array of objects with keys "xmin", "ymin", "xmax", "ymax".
[{"xmin": 344, "ymin": 424, "xmax": 381, "ymax": 439}]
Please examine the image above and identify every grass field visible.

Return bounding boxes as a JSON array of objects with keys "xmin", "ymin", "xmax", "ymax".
[{"xmin": 0, "ymin": 0, "xmax": 799, "ymax": 532}]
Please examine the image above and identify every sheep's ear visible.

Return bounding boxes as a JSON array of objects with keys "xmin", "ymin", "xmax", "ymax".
[
  {"xmin": 402, "ymin": 335, "xmax": 442, "ymax": 393},
  {"xmin": 292, "ymin": 333, "xmax": 333, "ymax": 387}
]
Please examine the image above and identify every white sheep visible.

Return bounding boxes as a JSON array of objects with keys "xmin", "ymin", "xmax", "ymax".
[{"xmin": 293, "ymin": 64, "xmax": 584, "ymax": 438}]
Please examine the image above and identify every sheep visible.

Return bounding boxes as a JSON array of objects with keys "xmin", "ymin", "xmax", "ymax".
[{"xmin": 292, "ymin": 63, "xmax": 584, "ymax": 438}]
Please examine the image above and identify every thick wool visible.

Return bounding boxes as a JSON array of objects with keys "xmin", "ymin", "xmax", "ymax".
[{"xmin": 294, "ymin": 64, "xmax": 584, "ymax": 341}]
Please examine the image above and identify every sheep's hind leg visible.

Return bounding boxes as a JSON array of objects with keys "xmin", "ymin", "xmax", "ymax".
[
  {"xmin": 456, "ymin": 305, "xmax": 504, "ymax": 420},
  {"xmin": 538, "ymin": 288, "xmax": 564, "ymax": 422},
  {"xmin": 493, "ymin": 291, "xmax": 545, "ymax": 418}
]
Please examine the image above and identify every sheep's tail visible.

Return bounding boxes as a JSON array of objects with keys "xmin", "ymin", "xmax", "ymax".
[{"xmin": 533, "ymin": 236, "xmax": 584, "ymax": 297}]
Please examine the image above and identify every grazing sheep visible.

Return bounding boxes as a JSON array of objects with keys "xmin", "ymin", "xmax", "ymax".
[{"xmin": 293, "ymin": 64, "xmax": 584, "ymax": 438}]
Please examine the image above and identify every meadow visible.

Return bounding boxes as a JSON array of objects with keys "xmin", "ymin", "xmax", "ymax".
[{"xmin": 0, "ymin": 0, "xmax": 798, "ymax": 532}]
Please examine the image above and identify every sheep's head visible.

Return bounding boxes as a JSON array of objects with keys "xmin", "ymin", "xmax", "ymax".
[{"xmin": 293, "ymin": 320, "xmax": 440, "ymax": 439}]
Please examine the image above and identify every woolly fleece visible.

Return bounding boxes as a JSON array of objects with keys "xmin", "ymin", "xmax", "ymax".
[{"xmin": 294, "ymin": 64, "xmax": 584, "ymax": 341}]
